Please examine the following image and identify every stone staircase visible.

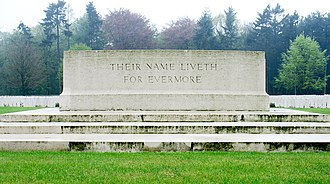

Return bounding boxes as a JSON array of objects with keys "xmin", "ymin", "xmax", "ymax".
[{"xmin": 0, "ymin": 108, "xmax": 329, "ymax": 152}]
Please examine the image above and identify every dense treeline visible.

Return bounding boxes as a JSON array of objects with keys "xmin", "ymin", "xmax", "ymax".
[{"xmin": 0, "ymin": 1, "xmax": 329, "ymax": 95}]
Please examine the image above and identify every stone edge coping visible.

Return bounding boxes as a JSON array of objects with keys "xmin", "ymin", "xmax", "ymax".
[
  {"xmin": 3, "ymin": 108, "xmax": 318, "ymax": 115},
  {"xmin": 0, "ymin": 122, "xmax": 330, "ymax": 127},
  {"xmin": 0, "ymin": 134, "xmax": 329, "ymax": 143}
]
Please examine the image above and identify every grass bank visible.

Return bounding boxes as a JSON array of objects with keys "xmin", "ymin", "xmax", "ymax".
[
  {"xmin": 0, "ymin": 107, "xmax": 41, "ymax": 114},
  {"xmin": 292, "ymin": 108, "xmax": 330, "ymax": 114},
  {"xmin": 0, "ymin": 152, "xmax": 328, "ymax": 183}
]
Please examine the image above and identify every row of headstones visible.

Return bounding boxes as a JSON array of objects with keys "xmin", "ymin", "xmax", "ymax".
[
  {"xmin": 270, "ymin": 95, "xmax": 330, "ymax": 108},
  {"xmin": 1, "ymin": 95, "xmax": 330, "ymax": 108},
  {"xmin": 0, "ymin": 96, "xmax": 59, "ymax": 107}
]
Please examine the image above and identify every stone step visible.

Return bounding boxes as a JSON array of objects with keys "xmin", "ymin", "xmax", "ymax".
[
  {"xmin": 1, "ymin": 109, "xmax": 328, "ymax": 152},
  {"xmin": 0, "ymin": 134, "xmax": 329, "ymax": 152},
  {"xmin": 1, "ymin": 113, "xmax": 329, "ymax": 122},
  {"xmin": 0, "ymin": 122, "xmax": 329, "ymax": 134},
  {"xmin": 1, "ymin": 133, "xmax": 329, "ymax": 142},
  {"xmin": 1, "ymin": 108, "xmax": 327, "ymax": 122}
]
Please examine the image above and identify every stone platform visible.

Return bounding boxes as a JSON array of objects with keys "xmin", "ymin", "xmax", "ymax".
[{"xmin": 0, "ymin": 108, "xmax": 329, "ymax": 152}]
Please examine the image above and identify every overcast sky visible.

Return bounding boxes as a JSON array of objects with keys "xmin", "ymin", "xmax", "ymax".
[{"xmin": 0, "ymin": 0, "xmax": 329, "ymax": 32}]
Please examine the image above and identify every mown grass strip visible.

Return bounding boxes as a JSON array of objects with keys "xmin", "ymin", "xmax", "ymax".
[
  {"xmin": 0, "ymin": 151, "xmax": 328, "ymax": 183},
  {"xmin": 0, "ymin": 107, "xmax": 42, "ymax": 114},
  {"xmin": 292, "ymin": 108, "xmax": 330, "ymax": 114}
]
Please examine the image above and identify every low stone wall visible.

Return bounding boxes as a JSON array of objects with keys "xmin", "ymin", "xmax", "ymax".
[
  {"xmin": 0, "ymin": 96, "xmax": 59, "ymax": 107},
  {"xmin": 270, "ymin": 95, "xmax": 330, "ymax": 108},
  {"xmin": 1, "ymin": 95, "xmax": 329, "ymax": 108}
]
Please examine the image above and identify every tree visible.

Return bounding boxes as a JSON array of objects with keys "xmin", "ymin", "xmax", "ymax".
[
  {"xmin": 1, "ymin": 23, "xmax": 45, "ymax": 95},
  {"xmin": 0, "ymin": 31, "xmax": 10, "ymax": 94},
  {"xmin": 160, "ymin": 17, "xmax": 197, "ymax": 49},
  {"xmin": 276, "ymin": 34, "xmax": 328, "ymax": 95},
  {"xmin": 17, "ymin": 22, "xmax": 33, "ymax": 43},
  {"xmin": 71, "ymin": 14, "xmax": 88, "ymax": 45},
  {"xmin": 102, "ymin": 9, "xmax": 156, "ymax": 49},
  {"xmin": 282, "ymin": 11, "xmax": 299, "ymax": 45},
  {"xmin": 85, "ymin": 2, "xmax": 104, "ymax": 50},
  {"xmin": 193, "ymin": 11, "xmax": 217, "ymax": 50},
  {"xmin": 299, "ymin": 12, "xmax": 330, "ymax": 93},
  {"xmin": 40, "ymin": 0, "xmax": 68, "ymax": 94},
  {"xmin": 218, "ymin": 7, "xmax": 239, "ymax": 50},
  {"xmin": 246, "ymin": 5, "xmax": 272, "ymax": 51},
  {"xmin": 41, "ymin": 0, "xmax": 68, "ymax": 60},
  {"xmin": 62, "ymin": 3, "xmax": 74, "ymax": 50},
  {"xmin": 245, "ymin": 4, "xmax": 299, "ymax": 94}
]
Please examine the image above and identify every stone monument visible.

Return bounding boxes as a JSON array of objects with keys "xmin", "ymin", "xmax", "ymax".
[
  {"xmin": 5, "ymin": 50, "xmax": 327, "ymax": 153},
  {"xmin": 60, "ymin": 50, "xmax": 269, "ymax": 111}
]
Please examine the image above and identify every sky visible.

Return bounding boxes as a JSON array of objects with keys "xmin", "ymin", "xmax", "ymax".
[{"xmin": 0, "ymin": 0, "xmax": 330, "ymax": 32}]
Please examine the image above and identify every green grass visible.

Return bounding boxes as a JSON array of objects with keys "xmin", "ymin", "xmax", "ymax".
[
  {"xmin": 0, "ymin": 106, "xmax": 42, "ymax": 114},
  {"xmin": 292, "ymin": 108, "xmax": 330, "ymax": 114},
  {"xmin": 0, "ymin": 152, "xmax": 328, "ymax": 183}
]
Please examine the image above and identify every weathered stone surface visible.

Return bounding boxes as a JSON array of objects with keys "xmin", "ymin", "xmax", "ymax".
[
  {"xmin": 0, "ymin": 134, "xmax": 329, "ymax": 152},
  {"xmin": 2, "ymin": 113, "xmax": 330, "ymax": 122},
  {"xmin": 1, "ymin": 122, "xmax": 329, "ymax": 134},
  {"xmin": 1, "ymin": 141, "xmax": 328, "ymax": 152},
  {"xmin": 60, "ymin": 50, "xmax": 269, "ymax": 111}
]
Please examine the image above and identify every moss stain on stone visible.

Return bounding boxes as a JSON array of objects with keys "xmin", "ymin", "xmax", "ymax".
[
  {"xmin": 69, "ymin": 142, "xmax": 91, "ymax": 151},
  {"xmin": 201, "ymin": 142, "xmax": 234, "ymax": 151}
]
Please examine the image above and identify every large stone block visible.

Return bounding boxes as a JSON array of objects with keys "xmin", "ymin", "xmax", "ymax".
[{"xmin": 60, "ymin": 50, "xmax": 269, "ymax": 111}]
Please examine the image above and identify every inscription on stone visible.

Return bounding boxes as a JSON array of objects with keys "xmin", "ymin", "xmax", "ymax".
[{"xmin": 110, "ymin": 63, "xmax": 217, "ymax": 84}]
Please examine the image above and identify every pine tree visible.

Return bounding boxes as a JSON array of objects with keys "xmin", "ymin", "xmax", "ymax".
[
  {"xmin": 86, "ymin": 2, "xmax": 104, "ymax": 50},
  {"xmin": 219, "ymin": 7, "xmax": 239, "ymax": 50},
  {"xmin": 282, "ymin": 11, "xmax": 299, "ymax": 44},
  {"xmin": 64, "ymin": 3, "xmax": 73, "ymax": 49},
  {"xmin": 63, "ymin": 21, "xmax": 72, "ymax": 49},
  {"xmin": 193, "ymin": 11, "xmax": 217, "ymax": 50},
  {"xmin": 246, "ymin": 4, "xmax": 296, "ymax": 94},
  {"xmin": 17, "ymin": 22, "xmax": 33, "ymax": 44},
  {"xmin": 246, "ymin": 5, "xmax": 272, "ymax": 51},
  {"xmin": 40, "ymin": 0, "xmax": 68, "ymax": 94},
  {"xmin": 41, "ymin": 0, "xmax": 67, "ymax": 61}
]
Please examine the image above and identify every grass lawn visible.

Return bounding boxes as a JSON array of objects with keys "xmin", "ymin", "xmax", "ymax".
[
  {"xmin": 0, "ymin": 152, "xmax": 328, "ymax": 183},
  {"xmin": 0, "ymin": 106, "xmax": 42, "ymax": 114},
  {"xmin": 292, "ymin": 108, "xmax": 330, "ymax": 114}
]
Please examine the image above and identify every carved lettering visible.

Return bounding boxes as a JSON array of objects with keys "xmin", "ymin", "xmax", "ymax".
[
  {"xmin": 110, "ymin": 63, "xmax": 142, "ymax": 70},
  {"xmin": 146, "ymin": 63, "xmax": 175, "ymax": 70},
  {"xmin": 179, "ymin": 63, "xmax": 218, "ymax": 71},
  {"xmin": 148, "ymin": 76, "xmax": 202, "ymax": 83},
  {"xmin": 124, "ymin": 75, "xmax": 143, "ymax": 83},
  {"xmin": 113, "ymin": 62, "xmax": 218, "ymax": 84}
]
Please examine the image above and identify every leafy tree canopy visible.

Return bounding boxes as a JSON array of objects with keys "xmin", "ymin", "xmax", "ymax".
[
  {"xmin": 102, "ymin": 9, "xmax": 156, "ymax": 49},
  {"xmin": 276, "ymin": 34, "xmax": 329, "ymax": 94},
  {"xmin": 160, "ymin": 17, "xmax": 197, "ymax": 49}
]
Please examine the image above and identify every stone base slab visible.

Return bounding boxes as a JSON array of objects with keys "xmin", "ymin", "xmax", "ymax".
[{"xmin": 60, "ymin": 93, "xmax": 269, "ymax": 111}]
